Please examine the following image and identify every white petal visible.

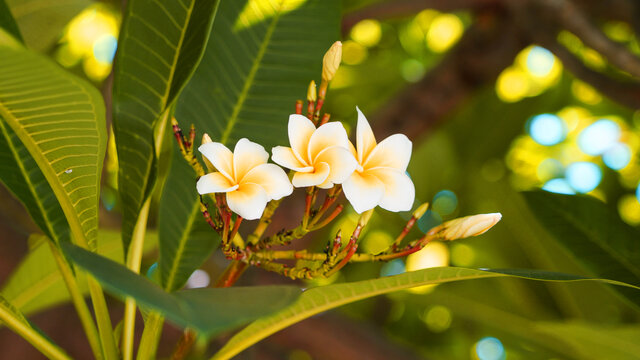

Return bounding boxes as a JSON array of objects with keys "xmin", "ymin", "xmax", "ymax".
[
  {"xmin": 272, "ymin": 146, "xmax": 314, "ymax": 172},
  {"xmin": 343, "ymin": 171, "xmax": 385, "ymax": 213},
  {"xmin": 314, "ymin": 146, "xmax": 357, "ymax": 185},
  {"xmin": 364, "ymin": 134, "xmax": 412, "ymax": 171},
  {"xmin": 368, "ymin": 167, "xmax": 415, "ymax": 212},
  {"xmin": 241, "ymin": 163, "xmax": 293, "ymax": 200},
  {"xmin": 356, "ymin": 107, "xmax": 377, "ymax": 164},
  {"xmin": 198, "ymin": 142, "xmax": 234, "ymax": 181},
  {"xmin": 196, "ymin": 173, "xmax": 238, "ymax": 194},
  {"xmin": 226, "ymin": 183, "xmax": 269, "ymax": 220},
  {"xmin": 307, "ymin": 122, "xmax": 350, "ymax": 161},
  {"xmin": 233, "ymin": 138, "xmax": 268, "ymax": 181},
  {"xmin": 292, "ymin": 162, "xmax": 330, "ymax": 188},
  {"xmin": 288, "ymin": 114, "xmax": 316, "ymax": 164}
]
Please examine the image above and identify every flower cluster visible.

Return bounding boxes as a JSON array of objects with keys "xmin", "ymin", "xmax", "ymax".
[{"xmin": 196, "ymin": 108, "xmax": 415, "ymax": 220}]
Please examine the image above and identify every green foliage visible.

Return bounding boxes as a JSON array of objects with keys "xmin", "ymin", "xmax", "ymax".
[
  {"xmin": 0, "ymin": 43, "xmax": 106, "ymax": 249},
  {"xmin": 63, "ymin": 242, "xmax": 301, "ymax": 337},
  {"xmin": 0, "ymin": 0, "xmax": 22, "ymax": 42},
  {"xmin": 112, "ymin": 0, "xmax": 219, "ymax": 250},
  {"xmin": 1, "ymin": 231, "xmax": 158, "ymax": 317},
  {"xmin": 214, "ymin": 267, "xmax": 640, "ymax": 359},
  {"xmin": 524, "ymin": 190, "xmax": 640, "ymax": 306}
]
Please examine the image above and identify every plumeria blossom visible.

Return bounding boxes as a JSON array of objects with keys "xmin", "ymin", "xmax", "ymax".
[
  {"xmin": 272, "ymin": 114, "xmax": 357, "ymax": 189},
  {"xmin": 196, "ymin": 138, "xmax": 293, "ymax": 220},
  {"xmin": 343, "ymin": 107, "xmax": 415, "ymax": 213}
]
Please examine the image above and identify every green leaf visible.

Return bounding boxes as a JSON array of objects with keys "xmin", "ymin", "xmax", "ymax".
[
  {"xmin": 62, "ymin": 242, "xmax": 300, "ymax": 337},
  {"xmin": 174, "ymin": 0, "xmax": 340, "ymax": 148},
  {"xmin": 0, "ymin": 44, "xmax": 106, "ymax": 249},
  {"xmin": 1, "ymin": 231, "xmax": 158, "ymax": 317},
  {"xmin": 523, "ymin": 190, "xmax": 640, "ymax": 306},
  {"xmin": 158, "ymin": 146, "xmax": 219, "ymax": 292},
  {"xmin": 0, "ymin": 0, "xmax": 23, "ymax": 43},
  {"xmin": 6, "ymin": 0, "xmax": 90, "ymax": 51},
  {"xmin": 157, "ymin": 0, "xmax": 340, "ymax": 293},
  {"xmin": 112, "ymin": 0, "xmax": 219, "ymax": 250},
  {"xmin": 536, "ymin": 322, "xmax": 640, "ymax": 360},
  {"xmin": 213, "ymin": 267, "xmax": 640, "ymax": 360}
]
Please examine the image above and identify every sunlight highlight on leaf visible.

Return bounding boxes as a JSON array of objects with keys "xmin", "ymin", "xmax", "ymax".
[{"xmin": 234, "ymin": 0, "xmax": 305, "ymax": 31}]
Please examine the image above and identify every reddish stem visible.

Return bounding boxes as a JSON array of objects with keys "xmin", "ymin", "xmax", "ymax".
[{"xmin": 295, "ymin": 100, "xmax": 303, "ymax": 115}]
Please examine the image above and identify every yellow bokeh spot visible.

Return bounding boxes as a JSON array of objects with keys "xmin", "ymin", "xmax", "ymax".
[
  {"xmin": 618, "ymin": 194, "xmax": 640, "ymax": 225},
  {"xmin": 350, "ymin": 19, "xmax": 382, "ymax": 47},
  {"xmin": 362, "ymin": 230, "xmax": 393, "ymax": 255},
  {"xmin": 423, "ymin": 305, "xmax": 452, "ymax": 332},
  {"xmin": 406, "ymin": 242, "xmax": 449, "ymax": 294},
  {"xmin": 496, "ymin": 67, "xmax": 529, "ymax": 102},
  {"xmin": 342, "ymin": 40, "xmax": 367, "ymax": 65},
  {"xmin": 582, "ymin": 48, "xmax": 606, "ymax": 69},
  {"xmin": 572, "ymin": 80, "xmax": 602, "ymax": 105},
  {"xmin": 83, "ymin": 56, "xmax": 112, "ymax": 82},
  {"xmin": 426, "ymin": 14, "xmax": 464, "ymax": 53},
  {"xmin": 415, "ymin": 9, "xmax": 439, "ymax": 30},
  {"xmin": 234, "ymin": 0, "xmax": 304, "ymax": 30},
  {"xmin": 557, "ymin": 106, "xmax": 591, "ymax": 133},
  {"xmin": 451, "ymin": 243, "xmax": 475, "ymax": 267},
  {"xmin": 557, "ymin": 30, "xmax": 584, "ymax": 53},
  {"xmin": 329, "ymin": 67, "xmax": 354, "ymax": 89},
  {"xmin": 603, "ymin": 21, "xmax": 632, "ymax": 42}
]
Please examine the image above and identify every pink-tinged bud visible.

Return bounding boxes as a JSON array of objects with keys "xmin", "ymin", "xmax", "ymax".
[
  {"xmin": 322, "ymin": 41, "xmax": 342, "ymax": 82},
  {"xmin": 307, "ymin": 80, "xmax": 317, "ymax": 102},
  {"xmin": 412, "ymin": 202, "xmax": 429, "ymax": 219},
  {"xmin": 428, "ymin": 213, "xmax": 502, "ymax": 241},
  {"xmin": 201, "ymin": 133, "xmax": 215, "ymax": 172}
]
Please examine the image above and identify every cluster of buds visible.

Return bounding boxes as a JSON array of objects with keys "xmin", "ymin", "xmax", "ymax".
[{"xmin": 171, "ymin": 42, "xmax": 502, "ymax": 281}]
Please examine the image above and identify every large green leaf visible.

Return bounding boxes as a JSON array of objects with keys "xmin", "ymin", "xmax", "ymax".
[
  {"xmin": 6, "ymin": 0, "xmax": 89, "ymax": 51},
  {"xmin": 158, "ymin": 146, "xmax": 219, "ymax": 292},
  {"xmin": 62, "ymin": 242, "xmax": 300, "ymax": 337},
  {"xmin": 113, "ymin": 0, "xmax": 219, "ymax": 250},
  {"xmin": 0, "ymin": 0, "xmax": 22, "ymax": 42},
  {"xmin": 523, "ymin": 191, "xmax": 640, "ymax": 306},
  {"xmin": 1, "ymin": 231, "xmax": 158, "ymax": 317},
  {"xmin": 157, "ymin": 0, "xmax": 340, "ymax": 294},
  {"xmin": 0, "ymin": 44, "xmax": 106, "ymax": 249},
  {"xmin": 213, "ymin": 267, "xmax": 640, "ymax": 359}
]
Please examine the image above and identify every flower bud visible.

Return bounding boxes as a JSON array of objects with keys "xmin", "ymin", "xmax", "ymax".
[
  {"xmin": 412, "ymin": 202, "xmax": 429, "ymax": 219},
  {"xmin": 429, "ymin": 213, "xmax": 502, "ymax": 241},
  {"xmin": 307, "ymin": 80, "xmax": 317, "ymax": 102},
  {"xmin": 201, "ymin": 133, "xmax": 215, "ymax": 172},
  {"xmin": 322, "ymin": 41, "xmax": 342, "ymax": 82},
  {"xmin": 357, "ymin": 208, "xmax": 374, "ymax": 228}
]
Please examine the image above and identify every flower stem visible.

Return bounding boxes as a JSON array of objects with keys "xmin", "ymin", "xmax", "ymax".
[
  {"xmin": 49, "ymin": 241, "xmax": 103, "ymax": 359},
  {"xmin": 136, "ymin": 312, "xmax": 164, "ymax": 360}
]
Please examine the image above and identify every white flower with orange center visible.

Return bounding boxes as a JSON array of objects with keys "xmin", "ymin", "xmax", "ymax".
[
  {"xmin": 343, "ymin": 107, "xmax": 415, "ymax": 213},
  {"xmin": 272, "ymin": 114, "xmax": 357, "ymax": 189},
  {"xmin": 196, "ymin": 138, "xmax": 293, "ymax": 220}
]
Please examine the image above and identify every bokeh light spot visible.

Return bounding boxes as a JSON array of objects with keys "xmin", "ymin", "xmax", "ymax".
[
  {"xmin": 566, "ymin": 162, "xmax": 602, "ymax": 193},
  {"xmin": 342, "ymin": 40, "xmax": 367, "ymax": 65},
  {"xmin": 401, "ymin": 59, "xmax": 425, "ymax": 82},
  {"xmin": 618, "ymin": 194, "xmax": 640, "ymax": 226},
  {"xmin": 432, "ymin": 190, "xmax": 458, "ymax": 216},
  {"xmin": 451, "ymin": 243, "xmax": 475, "ymax": 266},
  {"xmin": 526, "ymin": 46, "xmax": 555, "ymax": 76},
  {"xmin": 406, "ymin": 242, "xmax": 449, "ymax": 294},
  {"xmin": 93, "ymin": 34, "xmax": 117, "ymax": 63},
  {"xmin": 426, "ymin": 14, "xmax": 463, "ymax": 53},
  {"xmin": 572, "ymin": 80, "xmax": 602, "ymax": 105},
  {"xmin": 417, "ymin": 209, "xmax": 443, "ymax": 233},
  {"xmin": 528, "ymin": 113, "xmax": 566, "ymax": 145},
  {"xmin": 350, "ymin": 19, "xmax": 382, "ymax": 47},
  {"xmin": 603, "ymin": 143, "xmax": 631, "ymax": 170},
  {"xmin": 380, "ymin": 259, "xmax": 406, "ymax": 277},
  {"xmin": 537, "ymin": 158, "xmax": 564, "ymax": 182},
  {"xmin": 542, "ymin": 178, "xmax": 576, "ymax": 195},
  {"xmin": 362, "ymin": 230, "xmax": 393, "ymax": 255},
  {"xmin": 578, "ymin": 119, "xmax": 621, "ymax": 155},
  {"xmin": 496, "ymin": 67, "xmax": 529, "ymax": 102},
  {"xmin": 423, "ymin": 305, "xmax": 452, "ymax": 333},
  {"xmin": 186, "ymin": 269, "xmax": 210, "ymax": 289},
  {"xmin": 475, "ymin": 337, "xmax": 505, "ymax": 360}
]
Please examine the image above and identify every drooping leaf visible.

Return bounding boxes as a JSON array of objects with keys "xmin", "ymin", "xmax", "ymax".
[
  {"xmin": 0, "ymin": 44, "xmax": 106, "ymax": 249},
  {"xmin": 0, "ymin": 0, "xmax": 23, "ymax": 42},
  {"xmin": 5, "ymin": 0, "xmax": 89, "ymax": 51},
  {"xmin": 158, "ymin": 146, "xmax": 219, "ymax": 292},
  {"xmin": 536, "ymin": 322, "xmax": 640, "ymax": 360},
  {"xmin": 62, "ymin": 242, "xmax": 300, "ymax": 337},
  {"xmin": 523, "ymin": 190, "xmax": 640, "ymax": 306},
  {"xmin": 213, "ymin": 267, "xmax": 640, "ymax": 360},
  {"xmin": 1, "ymin": 231, "xmax": 158, "ymax": 317},
  {"xmin": 157, "ymin": 0, "xmax": 340, "ymax": 293},
  {"xmin": 112, "ymin": 0, "xmax": 219, "ymax": 251}
]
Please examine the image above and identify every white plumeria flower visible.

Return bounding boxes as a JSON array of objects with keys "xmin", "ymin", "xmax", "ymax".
[
  {"xmin": 343, "ymin": 107, "xmax": 415, "ymax": 213},
  {"xmin": 272, "ymin": 114, "xmax": 357, "ymax": 189},
  {"xmin": 196, "ymin": 138, "xmax": 293, "ymax": 220}
]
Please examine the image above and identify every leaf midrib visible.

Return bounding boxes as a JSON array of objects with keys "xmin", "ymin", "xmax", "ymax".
[
  {"xmin": 163, "ymin": 200, "xmax": 200, "ymax": 291},
  {"xmin": 161, "ymin": 0, "xmax": 195, "ymax": 108},
  {"xmin": 219, "ymin": 1, "xmax": 284, "ymax": 145}
]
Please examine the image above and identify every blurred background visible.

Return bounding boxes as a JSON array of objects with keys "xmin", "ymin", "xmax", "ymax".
[{"xmin": 1, "ymin": 0, "xmax": 640, "ymax": 359}]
